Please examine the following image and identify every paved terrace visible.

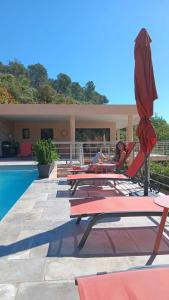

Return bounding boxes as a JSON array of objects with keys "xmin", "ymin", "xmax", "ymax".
[{"xmin": 0, "ymin": 177, "xmax": 169, "ymax": 299}]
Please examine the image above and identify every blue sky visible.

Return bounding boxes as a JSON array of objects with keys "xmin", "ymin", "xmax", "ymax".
[{"xmin": 0, "ymin": 0, "xmax": 169, "ymax": 121}]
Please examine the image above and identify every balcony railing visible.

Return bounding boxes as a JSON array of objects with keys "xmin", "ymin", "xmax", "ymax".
[
  {"xmin": 53, "ymin": 140, "xmax": 169, "ymax": 162},
  {"xmin": 52, "ymin": 140, "xmax": 169, "ymax": 192}
]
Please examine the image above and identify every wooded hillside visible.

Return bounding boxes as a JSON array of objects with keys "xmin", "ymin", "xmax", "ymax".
[{"xmin": 0, "ymin": 60, "xmax": 108, "ymax": 104}]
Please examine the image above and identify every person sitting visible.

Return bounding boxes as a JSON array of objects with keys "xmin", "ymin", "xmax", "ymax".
[
  {"xmin": 91, "ymin": 151, "xmax": 107, "ymax": 163},
  {"xmin": 111, "ymin": 141, "xmax": 127, "ymax": 167}
]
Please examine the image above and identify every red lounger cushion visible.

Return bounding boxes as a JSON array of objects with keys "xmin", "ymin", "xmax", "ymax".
[
  {"xmin": 67, "ymin": 173, "xmax": 127, "ymax": 181},
  {"xmin": 70, "ymin": 196, "xmax": 163, "ymax": 217},
  {"xmin": 76, "ymin": 267, "xmax": 169, "ymax": 300}
]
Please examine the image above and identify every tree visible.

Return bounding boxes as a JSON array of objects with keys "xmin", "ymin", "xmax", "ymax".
[
  {"xmin": 0, "ymin": 62, "xmax": 9, "ymax": 74},
  {"xmin": 53, "ymin": 73, "xmax": 71, "ymax": 95},
  {"xmin": 27, "ymin": 63, "xmax": 48, "ymax": 88},
  {"xmin": 0, "ymin": 73, "xmax": 35, "ymax": 103},
  {"xmin": 0, "ymin": 86, "xmax": 14, "ymax": 103},
  {"xmin": 151, "ymin": 115, "xmax": 169, "ymax": 140},
  {"xmin": 71, "ymin": 82, "xmax": 84, "ymax": 101},
  {"xmin": 84, "ymin": 81, "xmax": 95, "ymax": 101},
  {"xmin": 0, "ymin": 60, "xmax": 110, "ymax": 105},
  {"xmin": 8, "ymin": 60, "xmax": 27, "ymax": 77},
  {"xmin": 53, "ymin": 93, "xmax": 78, "ymax": 104},
  {"xmin": 37, "ymin": 84, "xmax": 57, "ymax": 103}
]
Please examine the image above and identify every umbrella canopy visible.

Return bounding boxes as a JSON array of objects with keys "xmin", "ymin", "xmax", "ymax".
[{"xmin": 134, "ymin": 28, "xmax": 158, "ymax": 153}]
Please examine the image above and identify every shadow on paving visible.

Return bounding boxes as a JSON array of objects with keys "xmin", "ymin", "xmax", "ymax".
[
  {"xmin": 56, "ymin": 186, "xmax": 125, "ymax": 198},
  {"xmin": 1, "ymin": 219, "xmax": 169, "ymax": 262}
]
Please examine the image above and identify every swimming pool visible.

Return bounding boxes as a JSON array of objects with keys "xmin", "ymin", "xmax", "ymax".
[{"xmin": 0, "ymin": 166, "xmax": 38, "ymax": 220}]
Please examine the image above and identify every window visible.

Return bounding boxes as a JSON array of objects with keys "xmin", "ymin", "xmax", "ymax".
[
  {"xmin": 41, "ymin": 128, "xmax": 53, "ymax": 140},
  {"xmin": 22, "ymin": 128, "xmax": 30, "ymax": 139}
]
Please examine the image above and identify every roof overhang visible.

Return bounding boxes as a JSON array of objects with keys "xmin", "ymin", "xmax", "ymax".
[{"xmin": 0, "ymin": 104, "xmax": 139, "ymax": 129}]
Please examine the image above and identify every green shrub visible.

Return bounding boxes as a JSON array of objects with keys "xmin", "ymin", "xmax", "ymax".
[
  {"xmin": 150, "ymin": 161, "xmax": 169, "ymax": 187},
  {"xmin": 150, "ymin": 161, "xmax": 169, "ymax": 176},
  {"xmin": 32, "ymin": 139, "xmax": 59, "ymax": 165}
]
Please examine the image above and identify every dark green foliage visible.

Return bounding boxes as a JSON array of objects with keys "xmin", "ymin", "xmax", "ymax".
[
  {"xmin": 8, "ymin": 60, "xmax": 28, "ymax": 78},
  {"xmin": 71, "ymin": 82, "xmax": 84, "ymax": 101},
  {"xmin": 53, "ymin": 73, "xmax": 71, "ymax": 95},
  {"xmin": 150, "ymin": 161, "xmax": 169, "ymax": 187},
  {"xmin": 150, "ymin": 161, "xmax": 169, "ymax": 176},
  {"xmin": 151, "ymin": 115, "xmax": 169, "ymax": 141},
  {"xmin": 75, "ymin": 128, "xmax": 110, "ymax": 142},
  {"xmin": 83, "ymin": 81, "xmax": 108, "ymax": 104},
  {"xmin": 37, "ymin": 84, "xmax": 57, "ymax": 103},
  {"xmin": 32, "ymin": 139, "xmax": 59, "ymax": 165},
  {"xmin": 0, "ymin": 73, "xmax": 36, "ymax": 103},
  {"xmin": 27, "ymin": 63, "xmax": 48, "ymax": 88},
  {"xmin": 0, "ymin": 60, "xmax": 109, "ymax": 104}
]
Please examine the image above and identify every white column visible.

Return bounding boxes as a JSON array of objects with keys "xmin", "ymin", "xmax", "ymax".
[
  {"xmin": 70, "ymin": 116, "xmax": 75, "ymax": 161},
  {"xmin": 110, "ymin": 122, "xmax": 116, "ymax": 141},
  {"xmin": 70, "ymin": 115, "xmax": 75, "ymax": 143},
  {"xmin": 126, "ymin": 115, "xmax": 133, "ymax": 141}
]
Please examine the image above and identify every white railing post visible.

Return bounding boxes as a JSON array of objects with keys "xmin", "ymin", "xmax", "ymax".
[
  {"xmin": 70, "ymin": 143, "xmax": 73, "ymax": 163},
  {"xmin": 79, "ymin": 143, "xmax": 84, "ymax": 166}
]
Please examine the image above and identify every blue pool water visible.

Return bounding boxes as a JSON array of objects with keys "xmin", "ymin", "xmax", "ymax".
[{"xmin": 0, "ymin": 166, "xmax": 38, "ymax": 220}]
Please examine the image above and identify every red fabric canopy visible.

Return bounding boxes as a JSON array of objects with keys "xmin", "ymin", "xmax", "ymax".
[{"xmin": 134, "ymin": 28, "xmax": 158, "ymax": 153}]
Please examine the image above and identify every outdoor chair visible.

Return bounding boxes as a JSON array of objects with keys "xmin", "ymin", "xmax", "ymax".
[
  {"xmin": 70, "ymin": 195, "xmax": 168, "ymax": 250},
  {"xmin": 75, "ymin": 265, "xmax": 169, "ymax": 300},
  {"xmin": 68, "ymin": 150, "xmax": 146, "ymax": 195},
  {"xmin": 68, "ymin": 142, "xmax": 136, "ymax": 174},
  {"xmin": 18, "ymin": 143, "xmax": 32, "ymax": 157}
]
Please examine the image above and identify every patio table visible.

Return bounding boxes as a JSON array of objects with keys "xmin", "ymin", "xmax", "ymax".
[{"xmin": 92, "ymin": 162, "xmax": 116, "ymax": 173}]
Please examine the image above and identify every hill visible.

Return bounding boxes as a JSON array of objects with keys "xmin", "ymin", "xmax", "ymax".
[{"xmin": 0, "ymin": 60, "xmax": 108, "ymax": 105}]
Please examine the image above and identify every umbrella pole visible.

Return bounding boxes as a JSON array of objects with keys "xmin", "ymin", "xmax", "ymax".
[{"xmin": 144, "ymin": 154, "xmax": 149, "ymax": 196}]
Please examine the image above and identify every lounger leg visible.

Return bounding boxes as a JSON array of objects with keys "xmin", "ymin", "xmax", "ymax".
[
  {"xmin": 76, "ymin": 217, "xmax": 81, "ymax": 224},
  {"xmin": 70, "ymin": 180, "xmax": 75, "ymax": 189},
  {"xmin": 71, "ymin": 180, "xmax": 80, "ymax": 196},
  {"xmin": 78, "ymin": 214, "xmax": 100, "ymax": 249},
  {"xmin": 153, "ymin": 208, "xmax": 169, "ymax": 254}
]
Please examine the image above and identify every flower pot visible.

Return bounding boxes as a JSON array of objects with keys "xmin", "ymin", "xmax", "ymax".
[{"xmin": 38, "ymin": 163, "xmax": 54, "ymax": 178}]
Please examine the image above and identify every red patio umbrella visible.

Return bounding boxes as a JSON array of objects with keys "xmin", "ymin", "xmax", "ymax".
[{"xmin": 134, "ymin": 28, "xmax": 158, "ymax": 195}]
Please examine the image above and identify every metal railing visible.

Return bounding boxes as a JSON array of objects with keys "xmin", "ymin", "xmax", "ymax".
[
  {"xmin": 135, "ymin": 141, "xmax": 169, "ymax": 156},
  {"xmin": 53, "ymin": 140, "xmax": 169, "ymax": 191},
  {"xmin": 53, "ymin": 140, "xmax": 169, "ymax": 163}
]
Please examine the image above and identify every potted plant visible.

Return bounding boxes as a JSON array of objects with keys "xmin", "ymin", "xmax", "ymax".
[{"xmin": 33, "ymin": 139, "xmax": 59, "ymax": 178}]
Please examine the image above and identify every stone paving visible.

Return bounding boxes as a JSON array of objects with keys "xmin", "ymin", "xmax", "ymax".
[{"xmin": 0, "ymin": 177, "xmax": 169, "ymax": 299}]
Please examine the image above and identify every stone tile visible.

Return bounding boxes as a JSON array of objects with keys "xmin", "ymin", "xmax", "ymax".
[
  {"xmin": 6, "ymin": 230, "xmax": 43, "ymax": 260},
  {"xmin": 29, "ymin": 244, "xmax": 49, "ymax": 258},
  {"xmin": 15, "ymin": 281, "xmax": 78, "ymax": 300},
  {"xmin": 45, "ymin": 257, "xmax": 131, "ymax": 281},
  {"xmin": 41, "ymin": 205, "xmax": 69, "ymax": 221},
  {"xmin": 11, "ymin": 201, "xmax": 35, "ymax": 212},
  {"xmin": 20, "ymin": 193, "xmax": 48, "ymax": 201},
  {"xmin": 2, "ymin": 211, "xmax": 43, "ymax": 225},
  {"xmin": 21, "ymin": 220, "xmax": 62, "ymax": 230},
  {"xmin": 0, "ymin": 284, "xmax": 18, "ymax": 300},
  {"xmin": 33, "ymin": 201, "xmax": 58, "ymax": 209},
  {"xmin": 0, "ymin": 259, "xmax": 45, "ymax": 283},
  {"xmin": 0, "ymin": 225, "xmax": 21, "ymax": 245}
]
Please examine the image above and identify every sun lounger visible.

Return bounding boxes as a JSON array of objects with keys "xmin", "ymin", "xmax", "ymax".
[
  {"xmin": 68, "ymin": 142, "xmax": 136, "ymax": 174},
  {"xmin": 76, "ymin": 265, "xmax": 169, "ymax": 300},
  {"xmin": 68, "ymin": 151, "xmax": 145, "ymax": 195},
  {"xmin": 70, "ymin": 196, "xmax": 167, "ymax": 249}
]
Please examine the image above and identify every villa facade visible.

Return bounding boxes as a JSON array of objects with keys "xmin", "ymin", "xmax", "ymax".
[{"xmin": 0, "ymin": 104, "xmax": 139, "ymax": 156}]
